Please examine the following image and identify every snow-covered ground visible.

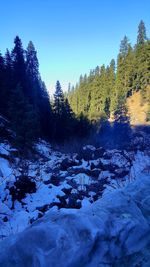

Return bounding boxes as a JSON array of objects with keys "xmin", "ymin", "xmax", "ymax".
[
  {"xmin": 0, "ymin": 137, "xmax": 150, "ymax": 266},
  {"xmin": 0, "ymin": 173, "xmax": 150, "ymax": 266}
]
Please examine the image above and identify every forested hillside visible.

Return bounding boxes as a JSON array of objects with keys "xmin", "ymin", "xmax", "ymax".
[
  {"xmin": 67, "ymin": 21, "xmax": 150, "ymax": 124},
  {"xmin": 0, "ymin": 37, "xmax": 91, "ymax": 146}
]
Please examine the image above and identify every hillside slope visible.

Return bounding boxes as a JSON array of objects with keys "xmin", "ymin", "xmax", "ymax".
[{"xmin": 127, "ymin": 91, "xmax": 150, "ymax": 126}]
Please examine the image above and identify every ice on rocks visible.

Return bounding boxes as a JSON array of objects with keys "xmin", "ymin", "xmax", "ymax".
[{"xmin": 0, "ymin": 175, "xmax": 150, "ymax": 266}]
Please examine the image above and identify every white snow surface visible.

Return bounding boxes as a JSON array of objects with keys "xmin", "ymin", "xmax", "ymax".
[
  {"xmin": 1, "ymin": 140, "xmax": 150, "ymax": 266},
  {"xmin": 0, "ymin": 174, "xmax": 150, "ymax": 266}
]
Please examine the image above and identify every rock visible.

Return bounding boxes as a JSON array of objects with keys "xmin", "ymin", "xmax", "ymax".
[
  {"xmin": 98, "ymin": 170, "xmax": 114, "ymax": 181},
  {"xmin": 68, "ymin": 167, "xmax": 90, "ymax": 176},
  {"xmin": 36, "ymin": 204, "xmax": 49, "ymax": 213},
  {"xmin": 2, "ymin": 216, "xmax": 8, "ymax": 222},
  {"xmin": 44, "ymin": 166, "xmax": 52, "ymax": 173},
  {"xmin": 1, "ymin": 170, "xmax": 150, "ymax": 267},
  {"xmin": 103, "ymin": 151, "xmax": 112, "ymax": 160},
  {"xmin": 43, "ymin": 180, "xmax": 51, "ymax": 185},
  {"xmin": 111, "ymin": 152, "xmax": 130, "ymax": 168},
  {"xmin": 90, "ymin": 162, "xmax": 96, "ymax": 170},
  {"xmin": 89, "ymin": 169, "xmax": 101, "ymax": 178},
  {"xmin": 114, "ymin": 168, "xmax": 129, "ymax": 178},
  {"xmin": 78, "ymin": 146, "xmax": 96, "ymax": 161},
  {"xmin": 94, "ymin": 147, "xmax": 105, "ymax": 159},
  {"xmin": 62, "ymin": 187, "xmax": 72, "ymax": 195},
  {"xmin": 100, "ymin": 162, "xmax": 116, "ymax": 172},
  {"xmin": 67, "ymin": 194, "xmax": 82, "ymax": 209},
  {"xmin": 50, "ymin": 175, "xmax": 61, "ymax": 186},
  {"xmin": 60, "ymin": 158, "xmax": 79, "ymax": 171},
  {"xmin": 88, "ymin": 180, "xmax": 107, "ymax": 196},
  {"xmin": 9, "ymin": 175, "xmax": 36, "ymax": 206},
  {"xmin": 57, "ymin": 195, "xmax": 68, "ymax": 208}
]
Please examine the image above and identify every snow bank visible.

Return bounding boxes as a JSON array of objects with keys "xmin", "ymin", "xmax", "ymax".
[{"xmin": 0, "ymin": 174, "xmax": 150, "ymax": 267}]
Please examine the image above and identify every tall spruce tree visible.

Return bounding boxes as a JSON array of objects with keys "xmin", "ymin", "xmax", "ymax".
[
  {"xmin": 12, "ymin": 36, "xmax": 26, "ymax": 93},
  {"xmin": 137, "ymin": 20, "xmax": 147, "ymax": 45},
  {"xmin": 9, "ymin": 84, "xmax": 39, "ymax": 146},
  {"xmin": 0, "ymin": 52, "xmax": 5, "ymax": 114},
  {"xmin": 53, "ymin": 81, "xmax": 64, "ymax": 116}
]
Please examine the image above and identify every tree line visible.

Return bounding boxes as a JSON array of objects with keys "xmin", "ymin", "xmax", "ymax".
[
  {"xmin": 0, "ymin": 37, "xmax": 91, "ymax": 146},
  {"xmin": 67, "ymin": 20, "xmax": 150, "ymax": 123}
]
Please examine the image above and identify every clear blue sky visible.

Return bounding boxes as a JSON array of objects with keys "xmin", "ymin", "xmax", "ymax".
[{"xmin": 0, "ymin": 0, "xmax": 150, "ymax": 94}]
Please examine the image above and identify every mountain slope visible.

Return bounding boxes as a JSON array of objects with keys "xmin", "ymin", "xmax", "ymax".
[{"xmin": 127, "ymin": 91, "xmax": 150, "ymax": 125}]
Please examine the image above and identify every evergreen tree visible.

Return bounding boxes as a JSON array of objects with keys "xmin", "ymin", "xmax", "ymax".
[
  {"xmin": 68, "ymin": 83, "xmax": 71, "ymax": 93},
  {"xmin": 0, "ymin": 52, "xmax": 5, "ymax": 114},
  {"xmin": 38, "ymin": 80, "xmax": 52, "ymax": 138},
  {"xmin": 137, "ymin": 20, "xmax": 147, "ymax": 45},
  {"xmin": 26, "ymin": 41, "xmax": 39, "ymax": 81},
  {"xmin": 1, "ymin": 50, "xmax": 13, "ymax": 117},
  {"xmin": 53, "ymin": 80, "xmax": 64, "ymax": 116},
  {"xmin": 11, "ymin": 36, "xmax": 26, "ymax": 93},
  {"xmin": 8, "ymin": 84, "xmax": 39, "ymax": 146},
  {"xmin": 120, "ymin": 35, "xmax": 130, "ymax": 57}
]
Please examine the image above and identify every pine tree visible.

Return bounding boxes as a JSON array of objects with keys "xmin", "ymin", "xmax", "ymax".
[
  {"xmin": 53, "ymin": 80, "xmax": 64, "ymax": 116},
  {"xmin": 68, "ymin": 83, "xmax": 71, "ymax": 93},
  {"xmin": 137, "ymin": 20, "xmax": 147, "ymax": 45},
  {"xmin": 120, "ymin": 35, "xmax": 130, "ymax": 57},
  {"xmin": 0, "ymin": 52, "xmax": 5, "ymax": 114},
  {"xmin": 25, "ymin": 41, "xmax": 40, "ymax": 104},
  {"xmin": 12, "ymin": 36, "xmax": 26, "ymax": 88},
  {"xmin": 38, "ymin": 80, "xmax": 52, "ymax": 138},
  {"xmin": 8, "ymin": 84, "xmax": 39, "ymax": 146},
  {"xmin": 115, "ymin": 36, "xmax": 132, "ymax": 111},
  {"xmin": 1, "ymin": 50, "xmax": 13, "ymax": 117},
  {"xmin": 26, "ymin": 41, "xmax": 39, "ymax": 82}
]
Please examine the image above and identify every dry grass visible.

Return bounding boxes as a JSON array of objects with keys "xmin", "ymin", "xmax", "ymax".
[{"xmin": 127, "ymin": 91, "xmax": 150, "ymax": 126}]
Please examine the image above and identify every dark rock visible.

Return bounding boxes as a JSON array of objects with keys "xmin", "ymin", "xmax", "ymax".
[
  {"xmin": 57, "ymin": 195, "xmax": 68, "ymax": 208},
  {"xmin": 3, "ymin": 216, "xmax": 8, "ymax": 222},
  {"xmin": 0, "ymin": 153, "xmax": 10, "ymax": 160},
  {"xmin": 49, "ymin": 202, "xmax": 62, "ymax": 209},
  {"xmin": 67, "ymin": 195, "xmax": 82, "ymax": 209},
  {"xmin": 68, "ymin": 167, "xmax": 100, "ymax": 179},
  {"xmin": 36, "ymin": 204, "xmax": 49, "ymax": 213},
  {"xmin": 38, "ymin": 212, "xmax": 43, "ymax": 219},
  {"xmin": 88, "ymin": 180, "xmax": 107, "ymax": 195},
  {"xmin": 50, "ymin": 175, "xmax": 60, "ymax": 186},
  {"xmin": 68, "ymin": 167, "xmax": 90, "ymax": 176},
  {"xmin": 43, "ymin": 180, "xmax": 51, "ymax": 185},
  {"xmin": 114, "ymin": 168, "xmax": 129, "ymax": 178},
  {"xmin": 97, "ymin": 162, "xmax": 116, "ymax": 172},
  {"xmin": 93, "ymin": 194, "xmax": 99, "ymax": 202},
  {"xmin": 94, "ymin": 147, "xmax": 105, "ymax": 159},
  {"xmin": 9, "ymin": 175, "xmax": 36, "ymax": 207},
  {"xmin": 103, "ymin": 152, "xmax": 112, "ymax": 160},
  {"xmin": 78, "ymin": 146, "xmax": 96, "ymax": 161},
  {"xmin": 90, "ymin": 169, "xmax": 101, "ymax": 178},
  {"xmin": 60, "ymin": 158, "xmax": 79, "ymax": 171},
  {"xmin": 90, "ymin": 162, "xmax": 96, "ymax": 170},
  {"xmin": 44, "ymin": 166, "xmax": 52, "ymax": 174},
  {"xmin": 62, "ymin": 187, "xmax": 72, "ymax": 195}
]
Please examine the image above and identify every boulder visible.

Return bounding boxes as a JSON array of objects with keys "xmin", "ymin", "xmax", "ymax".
[
  {"xmin": 77, "ymin": 145, "xmax": 96, "ymax": 161},
  {"xmin": 9, "ymin": 175, "xmax": 36, "ymax": 207},
  {"xmin": 60, "ymin": 158, "xmax": 79, "ymax": 171},
  {"xmin": 93, "ymin": 147, "xmax": 105, "ymax": 159},
  {"xmin": 50, "ymin": 175, "xmax": 61, "ymax": 186},
  {"xmin": 114, "ymin": 168, "xmax": 129, "ymax": 178}
]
